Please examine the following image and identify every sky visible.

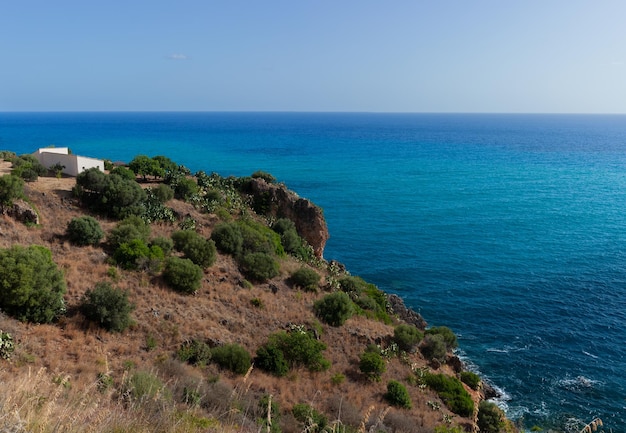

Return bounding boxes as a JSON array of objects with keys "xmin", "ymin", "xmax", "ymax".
[{"xmin": 1, "ymin": 1, "xmax": 625, "ymax": 113}]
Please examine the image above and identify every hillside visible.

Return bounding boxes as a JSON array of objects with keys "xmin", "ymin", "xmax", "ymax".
[{"xmin": 0, "ymin": 156, "xmax": 511, "ymax": 433}]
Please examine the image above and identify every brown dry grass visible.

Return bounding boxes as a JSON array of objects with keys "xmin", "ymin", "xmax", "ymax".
[{"xmin": 0, "ymin": 168, "xmax": 481, "ymax": 433}]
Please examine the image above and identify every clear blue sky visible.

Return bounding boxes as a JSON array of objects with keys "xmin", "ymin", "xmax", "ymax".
[{"xmin": 1, "ymin": 1, "xmax": 625, "ymax": 113}]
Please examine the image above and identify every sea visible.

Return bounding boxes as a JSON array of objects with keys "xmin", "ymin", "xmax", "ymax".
[{"xmin": 1, "ymin": 112, "xmax": 625, "ymax": 432}]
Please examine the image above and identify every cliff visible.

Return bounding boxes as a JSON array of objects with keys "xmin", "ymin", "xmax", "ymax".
[{"xmin": 0, "ymin": 159, "xmax": 512, "ymax": 433}]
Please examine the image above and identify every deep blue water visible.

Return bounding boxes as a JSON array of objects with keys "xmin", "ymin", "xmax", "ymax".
[{"xmin": 2, "ymin": 112, "xmax": 626, "ymax": 432}]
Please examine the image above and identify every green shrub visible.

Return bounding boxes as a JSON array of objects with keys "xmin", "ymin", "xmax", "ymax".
[
  {"xmin": 174, "ymin": 177, "xmax": 199, "ymax": 200},
  {"xmin": 75, "ymin": 168, "xmax": 146, "ymax": 219},
  {"xmin": 211, "ymin": 222, "xmax": 243, "ymax": 256},
  {"xmin": 114, "ymin": 239, "xmax": 152, "ymax": 269},
  {"xmin": 292, "ymin": 403, "xmax": 327, "ymax": 433},
  {"xmin": 177, "ymin": 340, "xmax": 212, "ymax": 366},
  {"xmin": 129, "ymin": 155, "xmax": 164, "ymax": 180},
  {"xmin": 477, "ymin": 401, "xmax": 504, "ymax": 433},
  {"xmin": 210, "ymin": 343, "xmax": 252, "ymax": 375},
  {"xmin": 152, "ymin": 184, "xmax": 174, "ymax": 203},
  {"xmin": 313, "ymin": 292, "xmax": 354, "ymax": 326},
  {"xmin": 255, "ymin": 340, "xmax": 289, "ymax": 377},
  {"xmin": 66, "ymin": 216, "xmax": 104, "ymax": 246},
  {"xmin": 163, "ymin": 256, "xmax": 203, "ymax": 294},
  {"xmin": 0, "ymin": 245, "xmax": 66, "ymax": 323},
  {"xmin": 259, "ymin": 395, "xmax": 281, "ymax": 433},
  {"xmin": 425, "ymin": 326, "xmax": 458, "ymax": 349},
  {"xmin": 107, "ymin": 215, "xmax": 151, "ymax": 250},
  {"xmin": 338, "ymin": 276, "xmax": 390, "ymax": 323},
  {"xmin": 394, "ymin": 324, "xmax": 423, "ymax": 352},
  {"xmin": 256, "ymin": 329, "xmax": 329, "ymax": 375},
  {"xmin": 109, "ymin": 166, "xmax": 136, "ymax": 181},
  {"xmin": 238, "ymin": 220, "xmax": 284, "ymax": 257},
  {"xmin": 80, "ymin": 282, "xmax": 134, "ymax": 332},
  {"xmin": 420, "ymin": 334, "xmax": 448, "ymax": 362},
  {"xmin": 11, "ymin": 155, "xmax": 47, "ymax": 181},
  {"xmin": 150, "ymin": 236, "xmax": 174, "ymax": 256},
  {"xmin": 384, "ymin": 380, "xmax": 412, "ymax": 409},
  {"xmin": 359, "ymin": 350, "xmax": 386, "ymax": 381},
  {"xmin": 289, "ymin": 267, "xmax": 321, "ymax": 291},
  {"xmin": 251, "ymin": 170, "xmax": 276, "ymax": 183},
  {"xmin": 0, "ymin": 331, "xmax": 15, "ymax": 360},
  {"xmin": 460, "ymin": 371, "xmax": 481, "ymax": 390},
  {"xmin": 126, "ymin": 371, "xmax": 171, "ymax": 402},
  {"xmin": 240, "ymin": 252, "xmax": 279, "ymax": 283},
  {"xmin": 0, "ymin": 174, "xmax": 24, "ymax": 207},
  {"xmin": 423, "ymin": 372, "xmax": 474, "ymax": 417},
  {"xmin": 172, "ymin": 230, "xmax": 216, "ymax": 269}
]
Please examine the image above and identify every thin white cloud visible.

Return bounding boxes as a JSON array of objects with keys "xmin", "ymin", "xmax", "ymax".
[{"xmin": 167, "ymin": 53, "xmax": 189, "ymax": 60}]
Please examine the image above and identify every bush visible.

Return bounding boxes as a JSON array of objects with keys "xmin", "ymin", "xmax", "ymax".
[
  {"xmin": 177, "ymin": 340, "xmax": 212, "ymax": 366},
  {"xmin": 359, "ymin": 350, "xmax": 386, "ymax": 381},
  {"xmin": 385, "ymin": 380, "xmax": 412, "ymax": 409},
  {"xmin": 152, "ymin": 184, "xmax": 174, "ymax": 203},
  {"xmin": 420, "ymin": 334, "xmax": 447, "ymax": 362},
  {"xmin": 251, "ymin": 170, "xmax": 276, "ymax": 183},
  {"xmin": 259, "ymin": 395, "xmax": 281, "ymax": 433},
  {"xmin": 292, "ymin": 403, "xmax": 327, "ymax": 433},
  {"xmin": 289, "ymin": 267, "xmax": 320, "ymax": 291},
  {"xmin": 460, "ymin": 371, "xmax": 481, "ymax": 390},
  {"xmin": 163, "ymin": 256, "xmax": 203, "ymax": 294},
  {"xmin": 0, "ymin": 245, "xmax": 66, "ymax": 323},
  {"xmin": 126, "ymin": 371, "xmax": 171, "ymax": 402},
  {"xmin": 423, "ymin": 372, "xmax": 474, "ymax": 417},
  {"xmin": 114, "ymin": 239, "xmax": 153, "ymax": 270},
  {"xmin": 394, "ymin": 324, "xmax": 423, "ymax": 352},
  {"xmin": 338, "ymin": 276, "xmax": 390, "ymax": 324},
  {"xmin": 107, "ymin": 215, "xmax": 151, "ymax": 250},
  {"xmin": 240, "ymin": 252, "xmax": 279, "ymax": 283},
  {"xmin": 80, "ymin": 282, "xmax": 134, "ymax": 332},
  {"xmin": 210, "ymin": 343, "xmax": 252, "ymax": 375},
  {"xmin": 313, "ymin": 292, "xmax": 354, "ymax": 326},
  {"xmin": 172, "ymin": 230, "xmax": 216, "ymax": 269},
  {"xmin": 477, "ymin": 401, "xmax": 504, "ymax": 433},
  {"xmin": 109, "ymin": 166, "xmax": 136, "ymax": 181},
  {"xmin": 174, "ymin": 177, "xmax": 199, "ymax": 200},
  {"xmin": 256, "ymin": 329, "xmax": 329, "ymax": 375},
  {"xmin": 66, "ymin": 216, "xmax": 104, "ymax": 246},
  {"xmin": 211, "ymin": 222, "xmax": 243, "ymax": 256},
  {"xmin": 150, "ymin": 236, "xmax": 174, "ymax": 256},
  {"xmin": 255, "ymin": 340, "xmax": 289, "ymax": 377},
  {"xmin": 0, "ymin": 174, "xmax": 24, "ymax": 207},
  {"xmin": 426, "ymin": 326, "xmax": 458, "ymax": 349}
]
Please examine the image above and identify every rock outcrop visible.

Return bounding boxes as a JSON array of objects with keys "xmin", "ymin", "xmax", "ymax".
[
  {"xmin": 387, "ymin": 294, "xmax": 428, "ymax": 330},
  {"xmin": 247, "ymin": 178, "xmax": 329, "ymax": 258},
  {"xmin": 4, "ymin": 199, "xmax": 39, "ymax": 225}
]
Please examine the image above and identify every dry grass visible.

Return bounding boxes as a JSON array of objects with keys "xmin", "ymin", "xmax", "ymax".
[{"xmin": 0, "ymin": 169, "xmax": 483, "ymax": 433}]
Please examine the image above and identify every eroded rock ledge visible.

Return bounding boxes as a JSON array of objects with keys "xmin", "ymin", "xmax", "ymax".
[{"xmin": 247, "ymin": 177, "xmax": 329, "ymax": 258}]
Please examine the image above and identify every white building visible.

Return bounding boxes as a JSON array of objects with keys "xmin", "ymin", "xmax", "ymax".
[{"xmin": 32, "ymin": 147, "xmax": 104, "ymax": 177}]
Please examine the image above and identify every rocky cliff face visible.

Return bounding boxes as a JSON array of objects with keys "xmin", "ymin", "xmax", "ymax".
[
  {"xmin": 3, "ymin": 199, "xmax": 39, "ymax": 225},
  {"xmin": 248, "ymin": 178, "xmax": 329, "ymax": 258}
]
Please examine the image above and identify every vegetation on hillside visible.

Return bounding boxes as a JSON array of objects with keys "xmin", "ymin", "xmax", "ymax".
[{"xmin": 0, "ymin": 151, "xmax": 514, "ymax": 433}]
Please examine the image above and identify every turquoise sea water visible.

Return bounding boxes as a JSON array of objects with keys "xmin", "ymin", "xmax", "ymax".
[{"xmin": 2, "ymin": 112, "xmax": 626, "ymax": 432}]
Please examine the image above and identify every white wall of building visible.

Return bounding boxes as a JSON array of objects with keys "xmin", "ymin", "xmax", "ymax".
[{"xmin": 32, "ymin": 148, "xmax": 104, "ymax": 177}]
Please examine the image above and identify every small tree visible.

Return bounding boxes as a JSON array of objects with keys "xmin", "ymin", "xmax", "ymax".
[
  {"xmin": 163, "ymin": 256, "xmax": 203, "ymax": 294},
  {"xmin": 420, "ymin": 334, "xmax": 447, "ymax": 362},
  {"xmin": 210, "ymin": 343, "xmax": 252, "ymax": 375},
  {"xmin": 67, "ymin": 216, "xmax": 104, "ymax": 246},
  {"xmin": 313, "ymin": 292, "xmax": 354, "ymax": 326},
  {"xmin": 0, "ymin": 174, "xmax": 24, "ymax": 207},
  {"xmin": 0, "ymin": 245, "xmax": 66, "ymax": 323},
  {"xmin": 240, "ymin": 252, "xmax": 279, "ymax": 283},
  {"xmin": 359, "ymin": 350, "xmax": 386, "ymax": 381},
  {"xmin": 477, "ymin": 401, "xmax": 504, "ymax": 433},
  {"xmin": 393, "ymin": 324, "xmax": 423, "ymax": 353},
  {"xmin": 81, "ymin": 282, "xmax": 134, "ymax": 332},
  {"xmin": 289, "ymin": 267, "xmax": 320, "ymax": 291},
  {"xmin": 385, "ymin": 380, "xmax": 412, "ymax": 409}
]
